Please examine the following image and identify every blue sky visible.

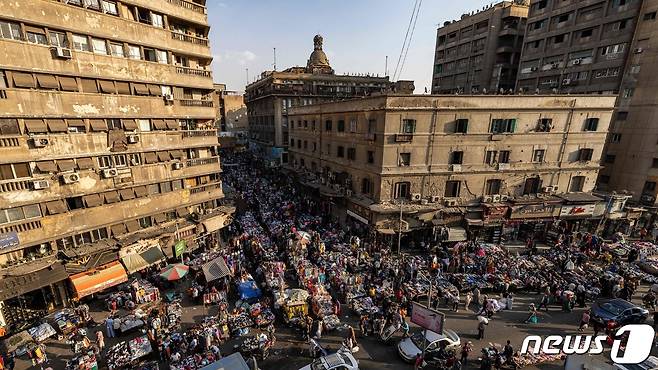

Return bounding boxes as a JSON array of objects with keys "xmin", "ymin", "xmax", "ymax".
[{"xmin": 207, "ymin": 0, "xmax": 491, "ymax": 93}]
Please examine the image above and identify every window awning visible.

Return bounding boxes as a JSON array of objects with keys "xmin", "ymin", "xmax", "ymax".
[
  {"xmin": 119, "ymin": 188, "xmax": 135, "ymax": 200},
  {"xmin": 152, "ymin": 119, "xmax": 167, "ymax": 130},
  {"xmin": 110, "ymin": 223, "xmax": 127, "ymax": 236},
  {"xmin": 24, "ymin": 26, "xmax": 45, "ymax": 34},
  {"xmin": 165, "ymin": 120, "xmax": 178, "ymax": 130},
  {"xmin": 147, "ymin": 84, "xmax": 161, "ymax": 96},
  {"xmin": 125, "ymin": 220, "xmax": 140, "ymax": 233},
  {"xmin": 202, "ymin": 214, "xmax": 228, "ymax": 233},
  {"xmin": 56, "ymin": 159, "xmax": 76, "ymax": 172},
  {"xmin": 202, "ymin": 256, "xmax": 231, "ymax": 282},
  {"xmin": 46, "ymin": 119, "xmax": 68, "ymax": 133},
  {"xmin": 44, "ymin": 200, "xmax": 67, "ymax": 215},
  {"xmin": 176, "ymin": 207, "xmax": 189, "ymax": 217},
  {"xmin": 76, "ymin": 157, "xmax": 95, "ymax": 170},
  {"xmin": 24, "ymin": 119, "xmax": 47, "ymax": 134},
  {"xmin": 36, "ymin": 74, "xmax": 59, "ymax": 89},
  {"xmin": 35, "ymin": 160, "xmax": 57, "ymax": 173},
  {"xmin": 98, "ymin": 80, "xmax": 116, "ymax": 94},
  {"xmin": 157, "ymin": 151, "xmax": 170, "ymax": 162},
  {"xmin": 69, "ymin": 261, "xmax": 128, "ymax": 299},
  {"xmin": 169, "ymin": 150, "xmax": 184, "ymax": 159},
  {"xmin": 59, "ymin": 76, "xmax": 78, "ymax": 92},
  {"xmin": 134, "ymin": 186, "xmax": 148, "ymax": 198},
  {"xmin": 153, "ymin": 213, "xmax": 167, "ymax": 224},
  {"xmin": 67, "ymin": 119, "xmax": 86, "ymax": 130},
  {"xmin": 89, "ymin": 119, "xmax": 108, "ymax": 131},
  {"xmin": 121, "ymin": 247, "xmax": 165, "ymax": 274},
  {"xmin": 144, "ymin": 152, "xmax": 158, "ymax": 164},
  {"xmin": 12, "ymin": 72, "xmax": 35, "ymax": 88},
  {"xmin": 122, "ymin": 119, "xmax": 137, "ymax": 130},
  {"xmin": 103, "ymin": 191, "xmax": 120, "ymax": 204},
  {"xmin": 115, "ymin": 81, "xmax": 130, "ymax": 95},
  {"xmin": 132, "ymin": 83, "xmax": 149, "ymax": 95},
  {"xmin": 82, "ymin": 194, "xmax": 103, "ymax": 208}
]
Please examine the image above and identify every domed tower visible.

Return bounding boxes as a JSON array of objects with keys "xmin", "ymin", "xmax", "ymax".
[{"xmin": 306, "ymin": 35, "xmax": 334, "ymax": 74}]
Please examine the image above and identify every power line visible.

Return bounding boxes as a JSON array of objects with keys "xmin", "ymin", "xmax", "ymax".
[
  {"xmin": 393, "ymin": 0, "xmax": 420, "ymax": 81},
  {"xmin": 397, "ymin": 0, "xmax": 422, "ymax": 81}
]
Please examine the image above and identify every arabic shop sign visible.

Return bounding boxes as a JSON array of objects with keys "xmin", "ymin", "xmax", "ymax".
[
  {"xmin": 509, "ymin": 204, "xmax": 556, "ymax": 219},
  {"xmin": 559, "ymin": 204, "xmax": 595, "ymax": 218},
  {"xmin": 0, "ymin": 232, "xmax": 19, "ymax": 251},
  {"xmin": 174, "ymin": 240, "xmax": 187, "ymax": 258}
]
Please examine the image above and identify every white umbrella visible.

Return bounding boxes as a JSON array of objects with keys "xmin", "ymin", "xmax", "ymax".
[{"xmin": 477, "ymin": 315, "xmax": 489, "ymax": 324}]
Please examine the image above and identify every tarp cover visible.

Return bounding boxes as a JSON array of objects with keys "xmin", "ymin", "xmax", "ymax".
[
  {"xmin": 198, "ymin": 353, "xmax": 249, "ymax": 370},
  {"xmin": 121, "ymin": 247, "xmax": 165, "ymax": 274},
  {"xmin": 201, "ymin": 257, "xmax": 231, "ymax": 283},
  {"xmin": 238, "ymin": 280, "xmax": 262, "ymax": 300},
  {"xmin": 70, "ymin": 261, "xmax": 128, "ymax": 298}
]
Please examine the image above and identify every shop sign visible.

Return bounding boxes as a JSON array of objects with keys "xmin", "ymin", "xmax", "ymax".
[
  {"xmin": 174, "ymin": 240, "xmax": 187, "ymax": 258},
  {"xmin": 559, "ymin": 204, "xmax": 595, "ymax": 218},
  {"xmin": 347, "ymin": 210, "xmax": 369, "ymax": 225},
  {"xmin": 411, "ymin": 302, "xmax": 445, "ymax": 334},
  {"xmin": 484, "ymin": 205, "xmax": 508, "ymax": 221},
  {"xmin": 0, "ymin": 232, "xmax": 19, "ymax": 251},
  {"xmin": 510, "ymin": 204, "xmax": 555, "ymax": 219}
]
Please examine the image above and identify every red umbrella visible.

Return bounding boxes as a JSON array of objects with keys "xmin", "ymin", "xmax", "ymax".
[{"xmin": 159, "ymin": 264, "xmax": 189, "ymax": 281}]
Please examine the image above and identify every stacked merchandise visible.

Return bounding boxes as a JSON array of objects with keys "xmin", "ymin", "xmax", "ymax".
[
  {"xmin": 28, "ymin": 323, "xmax": 56, "ymax": 342},
  {"xmin": 132, "ymin": 280, "xmax": 161, "ymax": 305},
  {"xmin": 50, "ymin": 309, "xmax": 84, "ymax": 336},
  {"xmin": 128, "ymin": 336, "xmax": 153, "ymax": 362},
  {"xmin": 116, "ymin": 312, "xmax": 145, "ymax": 334},
  {"xmin": 228, "ymin": 312, "xmax": 254, "ymax": 333},
  {"xmin": 106, "ymin": 341, "xmax": 131, "ymax": 369},
  {"xmin": 351, "ymin": 296, "xmax": 379, "ymax": 315},
  {"xmin": 514, "ymin": 351, "xmax": 565, "ymax": 368},
  {"xmin": 65, "ymin": 350, "xmax": 98, "ymax": 370}
]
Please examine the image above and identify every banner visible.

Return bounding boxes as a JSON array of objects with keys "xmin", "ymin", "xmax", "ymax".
[
  {"xmin": 0, "ymin": 232, "xmax": 19, "ymax": 251},
  {"xmin": 174, "ymin": 240, "xmax": 187, "ymax": 258}
]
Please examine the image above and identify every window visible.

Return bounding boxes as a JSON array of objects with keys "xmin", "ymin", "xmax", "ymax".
[
  {"xmin": 578, "ymin": 148, "xmax": 594, "ymax": 161},
  {"xmin": 101, "ymin": 0, "xmax": 118, "ymax": 15},
  {"xmin": 450, "ymin": 151, "xmax": 463, "ymax": 165},
  {"xmin": 499, "ymin": 151, "xmax": 510, "ymax": 163},
  {"xmin": 156, "ymin": 49, "xmax": 168, "ymax": 64},
  {"xmin": 623, "ymin": 88, "xmax": 634, "ymax": 98},
  {"xmin": 0, "ymin": 119, "xmax": 20, "ymax": 135},
  {"xmin": 584, "ymin": 118, "xmax": 599, "ymax": 131},
  {"xmin": 485, "ymin": 151, "xmax": 498, "ymax": 165},
  {"xmin": 107, "ymin": 118, "xmax": 121, "ymax": 130},
  {"xmin": 97, "ymin": 156, "xmax": 112, "ymax": 168},
  {"xmin": 66, "ymin": 197, "xmax": 84, "ymax": 210},
  {"xmin": 303, "ymin": 140, "xmax": 308, "ymax": 150},
  {"xmin": 296, "ymin": 139, "xmax": 301, "ymax": 149},
  {"xmin": 160, "ymin": 182, "xmax": 172, "ymax": 193},
  {"xmin": 109, "ymin": 42, "xmax": 124, "ymax": 57},
  {"xmin": 610, "ymin": 133, "xmax": 622, "ymax": 143},
  {"xmin": 91, "ymin": 38, "xmax": 107, "ymax": 54},
  {"xmin": 533, "ymin": 149, "xmax": 546, "ymax": 163},
  {"xmin": 605, "ymin": 154, "xmax": 616, "ymax": 164},
  {"xmin": 143, "ymin": 48, "xmax": 157, "ymax": 62},
  {"xmin": 402, "ymin": 119, "xmax": 416, "ymax": 134},
  {"xmin": 399, "ymin": 153, "xmax": 411, "ymax": 166},
  {"xmin": 129, "ymin": 154, "xmax": 141, "ymax": 166},
  {"xmin": 347, "ymin": 148, "xmax": 356, "ymax": 161},
  {"xmin": 645, "ymin": 181, "xmax": 657, "ymax": 192},
  {"xmin": 26, "ymin": 30, "xmax": 47, "ymax": 45},
  {"xmin": 325, "ymin": 120, "xmax": 332, "ymax": 131},
  {"xmin": 127, "ymin": 45, "xmax": 141, "ymax": 59},
  {"xmin": 581, "ymin": 29, "xmax": 593, "ymax": 38},
  {"xmin": 394, "ymin": 182, "xmax": 410, "ymax": 199},
  {"xmin": 445, "ymin": 181, "xmax": 461, "ymax": 197},
  {"xmin": 361, "ymin": 178, "xmax": 373, "ymax": 195},
  {"xmin": 367, "ymin": 150, "xmax": 374, "ymax": 164},
  {"xmin": 137, "ymin": 119, "xmax": 150, "ymax": 132},
  {"xmin": 83, "ymin": 0, "xmax": 101, "ymax": 9},
  {"xmin": 337, "ymin": 146, "xmax": 345, "ymax": 158},
  {"xmin": 367, "ymin": 119, "xmax": 376, "ymax": 134},
  {"xmin": 337, "ymin": 120, "xmax": 345, "ymax": 132},
  {"xmin": 601, "ymin": 43, "xmax": 626, "ymax": 55},
  {"xmin": 455, "ymin": 119, "xmax": 468, "ymax": 134},
  {"xmin": 537, "ymin": 118, "xmax": 552, "ymax": 132},
  {"xmin": 485, "ymin": 179, "xmax": 502, "ymax": 195},
  {"xmin": 652, "ymin": 158, "xmax": 658, "ymax": 169},
  {"xmin": 72, "ymin": 34, "xmax": 90, "ymax": 51},
  {"xmin": 490, "ymin": 119, "xmax": 516, "ymax": 133},
  {"xmin": 49, "ymin": 31, "xmax": 68, "ymax": 48},
  {"xmin": 554, "ymin": 34, "xmax": 565, "ymax": 44},
  {"xmin": 312, "ymin": 142, "xmax": 317, "ymax": 152},
  {"xmin": 0, "ymin": 21, "xmax": 22, "ymax": 41},
  {"xmin": 349, "ymin": 119, "xmax": 358, "ymax": 133},
  {"xmin": 523, "ymin": 177, "xmax": 542, "ymax": 195},
  {"xmin": 645, "ymin": 11, "xmax": 657, "ymax": 21},
  {"xmin": 151, "ymin": 13, "xmax": 164, "ymax": 28},
  {"xmin": 114, "ymin": 154, "xmax": 127, "ymax": 167},
  {"xmin": 0, "ymin": 163, "xmax": 29, "ymax": 180},
  {"xmin": 570, "ymin": 176, "xmax": 585, "ymax": 192},
  {"xmin": 617, "ymin": 111, "xmax": 628, "ymax": 121},
  {"xmin": 138, "ymin": 216, "xmax": 152, "ymax": 229}
]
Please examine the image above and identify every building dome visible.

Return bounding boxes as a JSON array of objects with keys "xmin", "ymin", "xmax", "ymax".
[{"xmin": 307, "ymin": 35, "xmax": 333, "ymax": 73}]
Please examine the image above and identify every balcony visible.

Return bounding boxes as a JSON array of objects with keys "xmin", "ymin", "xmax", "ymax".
[
  {"xmin": 186, "ymin": 157, "xmax": 219, "ymax": 167},
  {"xmin": 171, "ymin": 32, "xmax": 209, "ymax": 46},
  {"xmin": 395, "ymin": 134, "xmax": 414, "ymax": 143},
  {"xmin": 178, "ymin": 99, "xmax": 214, "ymax": 107},
  {"xmin": 176, "ymin": 66, "xmax": 213, "ymax": 79},
  {"xmin": 165, "ymin": 0, "xmax": 207, "ymax": 14}
]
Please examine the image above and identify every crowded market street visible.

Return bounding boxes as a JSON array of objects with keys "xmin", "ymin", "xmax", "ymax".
[{"xmin": 5, "ymin": 152, "xmax": 658, "ymax": 370}]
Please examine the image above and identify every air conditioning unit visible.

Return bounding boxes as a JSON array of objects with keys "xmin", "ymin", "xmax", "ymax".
[
  {"xmin": 52, "ymin": 47, "xmax": 72, "ymax": 59},
  {"xmin": 492, "ymin": 194, "xmax": 502, "ymax": 203},
  {"xmin": 420, "ymin": 199, "xmax": 429, "ymax": 205},
  {"xmin": 430, "ymin": 196, "xmax": 441, "ymax": 203},
  {"xmin": 62, "ymin": 172, "xmax": 80, "ymax": 184},
  {"xmin": 562, "ymin": 79, "xmax": 572, "ymax": 85},
  {"xmin": 501, "ymin": 195, "xmax": 511, "ymax": 202},
  {"xmin": 482, "ymin": 195, "xmax": 494, "ymax": 203},
  {"xmin": 497, "ymin": 163, "xmax": 510, "ymax": 170},
  {"xmin": 164, "ymin": 94, "xmax": 174, "ymax": 102},
  {"xmin": 31, "ymin": 137, "xmax": 50, "ymax": 148},
  {"xmin": 127, "ymin": 135, "xmax": 139, "ymax": 144},
  {"xmin": 542, "ymin": 186, "xmax": 556, "ymax": 193},
  {"xmin": 172, "ymin": 162, "xmax": 184, "ymax": 170},
  {"xmin": 530, "ymin": 67, "xmax": 538, "ymax": 72},
  {"xmin": 102, "ymin": 168, "xmax": 119, "ymax": 178},
  {"xmin": 411, "ymin": 193, "xmax": 422, "ymax": 202},
  {"xmin": 346, "ymin": 189, "xmax": 353, "ymax": 197},
  {"xmin": 444, "ymin": 199, "xmax": 458, "ymax": 207},
  {"xmin": 31, "ymin": 180, "xmax": 50, "ymax": 190},
  {"xmin": 635, "ymin": 48, "xmax": 644, "ymax": 54},
  {"xmin": 451, "ymin": 164, "xmax": 462, "ymax": 172},
  {"xmin": 572, "ymin": 59, "xmax": 581, "ymax": 65}
]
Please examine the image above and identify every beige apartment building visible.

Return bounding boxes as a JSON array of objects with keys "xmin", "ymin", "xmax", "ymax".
[
  {"xmin": 287, "ymin": 95, "xmax": 615, "ymax": 242},
  {"xmin": 432, "ymin": 0, "xmax": 529, "ymax": 94},
  {"xmin": 213, "ymin": 83, "xmax": 247, "ymax": 149},
  {"xmin": 0, "ymin": 0, "xmax": 233, "ymax": 331}
]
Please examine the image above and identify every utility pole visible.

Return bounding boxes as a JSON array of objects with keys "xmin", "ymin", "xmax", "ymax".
[
  {"xmin": 273, "ymin": 47, "xmax": 277, "ymax": 71},
  {"xmin": 397, "ymin": 200, "xmax": 403, "ymax": 255},
  {"xmin": 385, "ymin": 55, "xmax": 389, "ymax": 76},
  {"xmin": 246, "ymin": 68, "xmax": 250, "ymax": 85}
]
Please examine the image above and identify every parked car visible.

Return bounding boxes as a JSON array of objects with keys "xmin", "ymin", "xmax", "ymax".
[
  {"xmin": 398, "ymin": 329, "xmax": 461, "ymax": 362},
  {"xmin": 591, "ymin": 298, "xmax": 648, "ymax": 326},
  {"xmin": 299, "ymin": 351, "xmax": 359, "ymax": 370}
]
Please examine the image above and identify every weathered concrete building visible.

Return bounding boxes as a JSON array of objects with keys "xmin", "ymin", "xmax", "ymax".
[
  {"xmin": 245, "ymin": 35, "xmax": 413, "ymax": 166},
  {"xmin": 432, "ymin": 1, "xmax": 529, "ymax": 94},
  {"xmin": 516, "ymin": 0, "xmax": 642, "ymax": 93},
  {"xmin": 0, "ymin": 0, "xmax": 233, "ymax": 330},
  {"xmin": 213, "ymin": 83, "xmax": 247, "ymax": 149},
  {"xmin": 287, "ymin": 95, "xmax": 615, "ymax": 243}
]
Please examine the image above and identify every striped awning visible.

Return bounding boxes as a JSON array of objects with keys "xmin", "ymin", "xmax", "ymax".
[{"xmin": 69, "ymin": 261, "xmax": 128, "ymax": 298}]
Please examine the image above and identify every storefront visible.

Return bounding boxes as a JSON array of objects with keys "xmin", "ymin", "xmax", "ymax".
[
  {"xmin": 120, "ymin": 243, "xmax": 166, "ymax": 275},
  {"xmin": 504, "ymin": 199, "xmax": 560, "ymax": 243},
  {"xmin": 477, "ymin": 204, "xmax": 510, "ymax": 244},
  {"xmin": 554, "ymin": 194, "xmax": 604, "ymax": 235},
  {"xmin": 69, "ymin": 261, "xmax": 128, "ymax": 299}
]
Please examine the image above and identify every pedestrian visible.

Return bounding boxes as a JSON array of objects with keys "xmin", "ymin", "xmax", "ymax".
[
  {"xmin": 461, "ymin": 341, "xmax": 472, "ymax": 366},
  {"xmin": 359, "ymin": 315, "xmax": 368, "ymax": 337},
  {"xmin": 315, "ymin": 318, "xmax": 323, "ymax": 339},
  {"xmin": 110, "ymin": 300, "xmax": 117, "ymax": 315},
  {"xmin": 95, "ymin": 330, "xmax": 105, "ymax": 353},
  {"xmin": 105, "ymin": 316, "xmax": 115, "ymax": 339},
  {"xmin": 537, "ymin": 293, "xmax": 550, "ymax": 311},
  {"xmin": 578, "ymin": 310, "xmax": 590, "ymax": 332},
  {"xmin": 464, "ymin": 292, "xmax": 473, "ymax": 311},
  {"xmin": 414, "ymin": 353, "xmax": 423, "ymax": 370},
  {"xmin": 477, "ymin": 319, "xmax": 487, "ymax": 340},
  {"xmin": 524, "ymin": 303, "xmax": 538, "ymax": 324},
  {"xmin": 452, "ymin": 292, "xmax": 460, "ymax": 312},
  {"xmin": 503, "ymin": 340, "xmax": 513, "ymax": 365},
  {"xmin": 473, "ymin": 287, "xmax": 481, "ymax": 309}
]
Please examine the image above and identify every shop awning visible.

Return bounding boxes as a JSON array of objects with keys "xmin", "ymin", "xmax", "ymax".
[
  {"xmin": 446, "ymin": 227, "xmax": 467, "ymax": 242},
  {"xmin": 202, "ymin": 256, "xmax": 231, "ymax": 282},
  {"xmin": 76, "ymin": 157, "xmax": 95, "ymax": 170},
  {"xmin": 0, "ymin": 262, "xmax": 68, "ymax": 301},
  {"xmin": 201, "ymin": 214, "xmax": 227, "ymax": 233},
  {"xmin": 89, "ymin": 119, "xmax": 108, "ymax": 132},
  {"xmin": 377, "ymin": 228, "xmax": 396, "ymax": 235},
  {"xmin": 69, "ymin": 261, "xmax": 128, "ymax": 298},
  {"xmin": 121, "ymin": 247, "xmax": 165, "ymax": 274}
]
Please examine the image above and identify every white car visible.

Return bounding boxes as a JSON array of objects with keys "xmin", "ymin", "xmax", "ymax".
[
  {"xmin": 397, "ymin": 329, "xmax": 461, "ymax": 362},
  {"xmin": 299, "ymin": 351, "xmax": 359, "ymax": 370}
]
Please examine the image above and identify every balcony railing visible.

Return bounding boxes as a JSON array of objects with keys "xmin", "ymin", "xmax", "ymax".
[
  {"xmin": 182, "ymin": 130, "xmax": 217, "ymax": 137},
  {"xmin": 186, "ymin": 157, "xmax": 219, "ymax": 167},
  {"xmin": 0, "ymin": 178, "xmax": 33, "ymax": 193},
  {"xmin": 171, "ymin": 32, "xmax": 209, "ymax": 46},
  {"xmin": 395, "ymin": 134, "xmax": 414, "ymax": 143},
  {"xmin": 178, "ymin": 99, "xmax": 214, "ymax": 107},
  {"xmin": 0, "ymin": 137, "xmax": 20, "ymax": 147},
  {"xmin": 165, "ymin": 0, "xmax": 206, "ymax": 14},
  {"xmin": 175, "ymin": 66, "xmax": 212, "ymax": 78},
  {"xmin": 190, "ymin": 182, "xmax": 222, "ymax": 194},
  {"xmin": 0, "ymin": 219, "xmax": 42, "ymax": 234}
]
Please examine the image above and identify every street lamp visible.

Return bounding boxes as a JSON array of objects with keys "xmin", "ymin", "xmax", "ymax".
[{"xmin": 397, "ymin": 199, "xmax": 404, "ymax": 255}]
